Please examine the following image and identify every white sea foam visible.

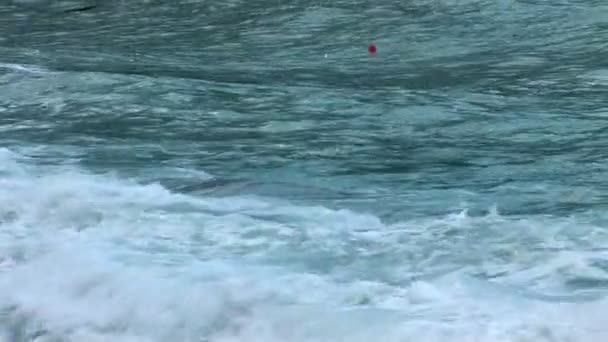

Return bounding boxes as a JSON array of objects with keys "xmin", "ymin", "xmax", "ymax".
[
  {"xmin": 0, "ymin": 63, "xmax": 47, "ymax": 75},
  {"xmin": 1, "ymin": 149, "xmax": 608, "ymax": 341}
]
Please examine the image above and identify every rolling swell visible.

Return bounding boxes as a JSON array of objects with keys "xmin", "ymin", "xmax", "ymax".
[{"xmin": 2, "ymin": 0, "xmax": 608, "ymax": 341}]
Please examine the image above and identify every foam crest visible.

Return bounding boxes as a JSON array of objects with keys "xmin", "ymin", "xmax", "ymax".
[
  {"xmin": 0, "ymin": 63, "xmax": 47, "ymax": 75},
  {"xmin": 2, "ymin": 150, "xmax": 608, "ymax": 341}
]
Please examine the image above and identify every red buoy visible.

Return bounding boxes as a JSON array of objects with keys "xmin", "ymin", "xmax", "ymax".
[{"xmin": 368, "ymin": 43, "xmax": 377, "ymax": 54}]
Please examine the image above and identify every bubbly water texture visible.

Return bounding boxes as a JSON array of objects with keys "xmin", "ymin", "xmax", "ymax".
[{"xmin": 2, "ymin": 0, "xmax": 608, "ymax": 341}]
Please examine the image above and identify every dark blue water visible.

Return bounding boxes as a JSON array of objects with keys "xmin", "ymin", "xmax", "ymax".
[{"xmin": 2, "ymin": 1, "xmax": 608, "ymax": 341}]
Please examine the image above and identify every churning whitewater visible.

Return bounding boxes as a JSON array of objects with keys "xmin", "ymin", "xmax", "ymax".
[{"xmin": 2, "ymin": 147, "xmax": 608, "ymax": 342}]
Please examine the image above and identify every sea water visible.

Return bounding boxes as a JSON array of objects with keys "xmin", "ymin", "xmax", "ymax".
[{"xmin": 2, "ymin": 0, "xmax": 608, "ymax": 341}]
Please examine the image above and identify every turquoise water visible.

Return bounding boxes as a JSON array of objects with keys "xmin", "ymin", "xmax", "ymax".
[{"xmin": 2, "ymin": 1, "xmax": 608, "ymax": 341}]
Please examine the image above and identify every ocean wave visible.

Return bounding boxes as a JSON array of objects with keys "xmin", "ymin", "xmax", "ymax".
[{"xmin": 1, "ymin": 149, "xmax": 608, "ymax": 341}]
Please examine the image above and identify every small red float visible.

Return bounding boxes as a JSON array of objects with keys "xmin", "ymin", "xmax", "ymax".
[{"xmin": 368, "ymin": 43, "xmax": 377, "ymax": 54}]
